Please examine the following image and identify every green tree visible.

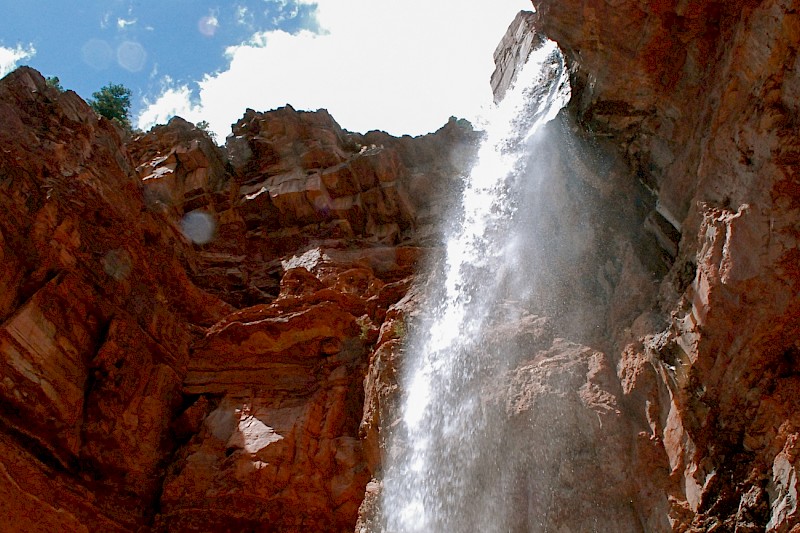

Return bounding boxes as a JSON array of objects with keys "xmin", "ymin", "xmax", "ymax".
[
  {"xmin": 195, "ymin": 120, "xmax": 217, "ymax": 142},
  {"xmin": 89, "ymin": 83, "xmax": 132, "ymax": 129},
  {"xmin": 45, "ymin": 76, "xmax": 64, "ymax": 92}
]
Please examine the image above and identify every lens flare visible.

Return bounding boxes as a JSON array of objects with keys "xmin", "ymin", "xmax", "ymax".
[
  {"xmin": 181, "ymin": 211, "xmax": 216, "ymax": 244},
  {"xmin": 81, "ymin": 39, "xmax": 113, "ymax": 70},
  {"xmin": 198, "ymin": 15, "xmax": 219, "ymax": 37},
  {"xmin": 117, "ymin": 41, "xmax": 147, "ymax": 72}
]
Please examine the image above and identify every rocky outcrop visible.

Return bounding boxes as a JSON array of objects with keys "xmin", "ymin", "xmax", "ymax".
[
  {"xmin": 0, "ymin": 67, "xmax": 232, "ymax": 531},
  {"xmin": 158, "ymin": 261, "xmax": 378, "ymax": 531},
  {"xmin": 128, "ymin": 107, "xmax": 475, "ymax": 309},
  {"xmin": 0, "ymin": 66, "xmax": 474, "ymax": 531},
  {"xmin": 1, "ymin": 0, "xmax": 798, "ymax": 530}
]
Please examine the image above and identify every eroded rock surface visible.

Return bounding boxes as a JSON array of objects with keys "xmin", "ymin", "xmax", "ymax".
[
  {"xmin": 0, "ymin": 66, "xmax": 472, "ymax": 532},
  {"xmin": 1, "ymin": 0, "xmax": 798, "ymax": 530},
  {"xmin": 0, "ymin": 68, "xmax": 230, "ymax": 531},
  {"xmin": 492, "ymin": 2, "xmax": 800, "ymax": 531}
]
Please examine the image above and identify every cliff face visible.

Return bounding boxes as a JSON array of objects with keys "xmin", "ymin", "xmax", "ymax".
[
  {"xmin": 0, "ymin": 69, "xmax": 233, "ymax": 532},
  {"xmin": 0, "ymin": 1, "xmax": 798, "ymax": 530},
  {"xmin": 0, "ymin": 67, "xmax": 474, "ymax": 531},
  {"xmin": 501, "ymin": 1, "xmax": 800, "ymax": 530}
]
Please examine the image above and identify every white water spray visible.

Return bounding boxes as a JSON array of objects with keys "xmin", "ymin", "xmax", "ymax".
[{"xmin": 380, "ymin": 40, "xmax": 571, "ymax": 532}]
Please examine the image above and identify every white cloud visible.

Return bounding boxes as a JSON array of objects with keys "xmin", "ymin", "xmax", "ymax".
[
  {"xmin": 138, "ymin": 81, "xmax": 204, "ymax": 128},
  {"xmin": 138, "ymin": 0, "xmax": 531, "ymax": 139},
  {"xmin": 235, "ymin": 5, "xmax": 253, "ymax": 27},
  {"xmin": 0, "ymin": 43, "xmax": 36, "ymax": 78},
  {"xmin": 117, "ymin": 17, "xmax": 137, "ymax": 29}
]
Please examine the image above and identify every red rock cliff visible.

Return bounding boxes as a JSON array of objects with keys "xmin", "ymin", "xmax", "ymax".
[
  {"xmin": 0, "ymin": 66, "xmax": 475, "ymax": 532},
  {"xmin": 1, "ymin": 0, "xmax": 798, "ymax": 530},
  {"xmin": 492, "ymin": 1, "xmax": 800, "ymax": 531}
]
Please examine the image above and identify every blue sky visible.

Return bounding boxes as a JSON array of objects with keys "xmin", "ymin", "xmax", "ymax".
[{"xmin": 1, "ymin": 0, "xmax": 531, "ymax": 138}]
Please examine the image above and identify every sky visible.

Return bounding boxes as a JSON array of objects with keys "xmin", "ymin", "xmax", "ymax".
[{"xmin": 1, "ymin": 1, "xmax": 531, "ymax": 139}]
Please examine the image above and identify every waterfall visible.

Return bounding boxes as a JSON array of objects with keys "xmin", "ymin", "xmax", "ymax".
[{"xmin": 379, "ymin": 40, "xmax": 571, "ymax": 532}]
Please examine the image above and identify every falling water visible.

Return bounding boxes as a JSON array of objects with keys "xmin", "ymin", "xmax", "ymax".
[{"xmin": 380, "ymin": 40, "xmax": 571, "ymax": 531}]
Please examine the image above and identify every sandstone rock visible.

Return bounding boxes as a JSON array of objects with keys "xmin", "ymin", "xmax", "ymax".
[
  {"xmin": 123, "ymin": 105, "xmax": 474, "ymax": 309},
  {"xmin": 0, "ymin": 64, "xmax": 450, "ymax": 531},
  {"xmin": 2, "ymin": 1, "xmax": 796, "ymax": 529},
  {"xmin": 162, "ymin": 262, "xmax": 414, "ymax": 531},
  {"xmin": 0, "ymin": 55, "xmax": 473, "ymax": 533},
  {"xmin": 490, "ymin": 337, "xmax": 641, "ymax": 532},
  {"xmin": 491, "ymin": 11, "xmax": 541, "ymax": 102},
  {"xmin": 513, "ymin": 0, "xmax": 800, "ymax": 529},
  {"xmin": 0, "ymin": 67, "xmax": 233, "ymax": 530}
]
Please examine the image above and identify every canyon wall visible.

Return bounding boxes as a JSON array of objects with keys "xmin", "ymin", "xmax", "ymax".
[
  {"xmin": 493, "ymin": 1, "xmax": 800, "ymax": 531},
  {"xmin": 0, "ymin": 0, "xmax": 798, "ymax": 530},
  {"xmin": 0, "ymin": 67, "xmax": 474, "ymax": 532}
]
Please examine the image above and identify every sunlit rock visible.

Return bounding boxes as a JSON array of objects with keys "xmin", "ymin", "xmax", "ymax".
[{"xmin": 1, "ymin": 1, "xmax": 798, "ymax": 530}]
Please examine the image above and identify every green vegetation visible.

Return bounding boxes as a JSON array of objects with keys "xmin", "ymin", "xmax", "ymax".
[
  {"xmin": 195, "ymin": 120, "xmax": 216, "ymax": 141},
  {"xmin": 89, "ymin": 83, "xmax": 132, "ymax": 129},
  {"xmin": 356, "ymin": 315, "xmax": 372, "ymax": 341},
  {"xmin": 391, "ymin": 318, "xmax": 407, "ymax": 340},
  {"xmin": 45, "ymin": 76, "xmax": 64, "ymax": 92}
]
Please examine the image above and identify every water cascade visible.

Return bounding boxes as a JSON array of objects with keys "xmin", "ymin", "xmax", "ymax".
[{"xmin": 380, "ymin": 41, "xmax": 572, "ymax": 531}]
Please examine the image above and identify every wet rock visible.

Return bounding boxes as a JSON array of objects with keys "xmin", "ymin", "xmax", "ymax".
[{"xmin": 494, "ymin": 1, "xmax": 800, "ymax": 530}]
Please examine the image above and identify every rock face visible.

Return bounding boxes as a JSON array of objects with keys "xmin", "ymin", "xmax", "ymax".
[
  {"xmin": 0, "ymin": 67, "xmax": 473, "ymax": 531},
  {"xmin": 128, "ymin": 108, "xmax": 475, "ymax": 309},
  {"xmin": 0, "ymin": 68, "xmax": 231, "ymax": 532},
  {"xmin": 1, "ymin": 0, "xmax": 798, "ymax": 530},
  {"xmin": 490, "ymin": 2, "xmax": 800, "ymax": 531}
]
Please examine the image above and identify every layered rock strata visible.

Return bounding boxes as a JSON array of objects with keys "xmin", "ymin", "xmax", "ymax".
[
  {"xmin": 1, "ymin": 0, "xmax": 798, "ymax": 530},
  {"xmin": 0, "ymin": 67, "xmax": 474, "ymax": 531},
  {"xmin": 0, "ymin": 67, "xmax": 232, "ymax": 532},
  {"xmin": 129, "ymin": 108, "xmax": 476, "ymax": 308}
]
